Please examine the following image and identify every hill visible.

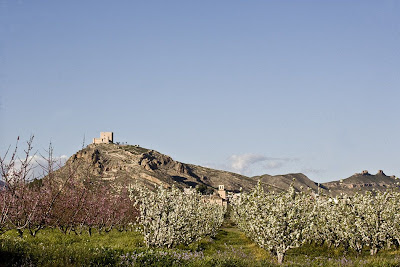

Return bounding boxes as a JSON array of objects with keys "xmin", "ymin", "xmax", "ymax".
[
  {"xmin": 252, "ymin": 173, "xmax": 321, "ymax": 192},
  {"xmin": 52, "ymin": 143, "xmax": 398, "ymax": 195},
  {"xmin": 322, "ymin": 170, "xmax": 398, "ymax": 195},
  {"xmin": 54, "ymin": 143, "xmax": 322, "ymax": 194},
  {"xmin": 57, "ymin": 143, "xmax": 258, "ymax": 192}
]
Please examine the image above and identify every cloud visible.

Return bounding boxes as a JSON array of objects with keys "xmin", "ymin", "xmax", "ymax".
[
  {"xmin": 229, "ymin": 154, "xmax": 268, "ymax": 173},
  {"xmin": 263, "ymin": 160, "xmax": 284, "ymax": 169},
  {"xmin": 228, "ymin": 153, "xmax": 297, "ymax": 174},
  {"xmin": 301, "ymin": 168, "xmax": 325, "ymax": 175},
  {"xmin": 2, "ymin": 154, "xmax": 68, "ymax": 180},
  {"xmin": 31, "ymin": 154, "xmax": 68, "ymax": 175}
]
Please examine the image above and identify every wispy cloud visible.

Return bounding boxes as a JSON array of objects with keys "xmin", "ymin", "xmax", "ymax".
[
  {"xmin": 228, "ymin": 153, "xmax": 298, "ymax": 175},
  {"xmin": 2, "ymin": 154, "xmax": 68, "ymax": 180},
  {"xmin": 31, "ymin": 154, "xmax": 68, "ymax": 176},
  {"xmin": 301, "ymin": 168, "xmax": 325, "ymax": 175},
  {"xmin": 263, "ymin": 160, "xmax": 285, "ymax": 169},
  {"xmin": 229, "ymin": 154, "xmax": 268, "ymax": 173}
]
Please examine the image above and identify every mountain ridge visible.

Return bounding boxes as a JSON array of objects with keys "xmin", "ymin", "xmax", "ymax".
[
  {"xmin": 53, "ymin": 143, "xmax": 397, "ymax": 195},
  {"xmin": 322, "ymin": 170, "xmax": 398, "ymax": 195}
]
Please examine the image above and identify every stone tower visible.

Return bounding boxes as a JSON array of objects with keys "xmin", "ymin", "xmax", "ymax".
[
  {"xmin": 218, "ymin": 185, "xmax": 226, "ymax": 200},
  {"xmin": 93, "ymin": 132, "xmax": 113, "ymax": 144}
]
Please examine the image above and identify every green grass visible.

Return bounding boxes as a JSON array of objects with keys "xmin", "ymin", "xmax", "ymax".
[
  {"xmin": 0, "ymin": 229, "xmax": 144, "ymax": 266},
  {"xmin": 194, "ymin": 227, "xmax": 270, "ymax": 260},
  {"xmin": 282, "ymin": 244, "xmax": 400, "ymax": 266},
  {"xmin": 2, "ymin": 227, "xmax": 400, "ymax": 266}
]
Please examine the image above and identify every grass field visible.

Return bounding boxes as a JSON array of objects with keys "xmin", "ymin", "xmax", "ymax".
[{"xmin": 2, "ymin": 224, "xmax": 400, "ymax": 266}]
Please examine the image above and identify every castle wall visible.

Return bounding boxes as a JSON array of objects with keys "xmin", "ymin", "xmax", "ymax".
[
  {"xmin": 93, "ymin": 132, "xmax": 114, "ymax": 144},
  {"xmin": 93, "ymin": 138, "xmax": 102, "ymax": 144}
]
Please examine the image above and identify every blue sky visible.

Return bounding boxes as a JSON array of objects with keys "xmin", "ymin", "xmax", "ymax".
[{"xmin": 1, "ymin": 1, "xmax": 399, "ymax": 182}]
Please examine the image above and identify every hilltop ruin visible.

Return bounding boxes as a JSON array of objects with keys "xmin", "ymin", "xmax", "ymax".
[{"xmin": 93, "ymin": 132, "xmax": 113, "ymax": 144}]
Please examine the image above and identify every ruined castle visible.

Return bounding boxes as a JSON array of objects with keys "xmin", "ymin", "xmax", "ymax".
[{"xmin": 93, "ymin": 132, "xmax": 113, "ymax": 144}]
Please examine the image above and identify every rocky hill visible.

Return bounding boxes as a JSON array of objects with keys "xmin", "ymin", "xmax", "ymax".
[
  {"xmin": 52, "ymin": 143, "xmax": 398, "ymax": 195},
  {"xmin": 57, "ymin": 143, "xmax": 258, "ymax": 192},
  {"xmin": 322, "ymin": 170, "xmax": 399, "ymax": 195},
  {"xmin": 54, "ymin": 143, "xmax": 324, "ymax": 194}
]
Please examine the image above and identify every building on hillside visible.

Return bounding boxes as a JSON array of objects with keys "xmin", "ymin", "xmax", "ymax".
[
  {"xmin": 93, "ymin": 132, "xmax": 113, "ymax": 144},
  {"xmin": 199, "ymin": 185, "xmax": 228, "ymax": 207},
  {"xmin": 206, "ymin": 194, "xmax": 227, "ymax": 207},
  {"xmin": 218, "ymin": 185, "xmax": 226, "ymax": 200}
]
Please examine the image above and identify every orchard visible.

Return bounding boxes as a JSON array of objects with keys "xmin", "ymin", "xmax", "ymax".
[
  {"xmin": 2, "ymin": 137, "xmax": 400, "ymax": 265},
  {"xmin": 231, "ymin": 182, "xmax": 400, "ymax": 263}
]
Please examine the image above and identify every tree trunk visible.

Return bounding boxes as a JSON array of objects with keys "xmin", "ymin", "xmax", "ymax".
[{"xmin": 277, "ymin": 252, "xmax": 285, "ymax": 264}]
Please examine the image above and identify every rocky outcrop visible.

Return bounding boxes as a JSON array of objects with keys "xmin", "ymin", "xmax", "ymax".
[
  {"xmin": 59, "ymin": 143, "xmax": 251, "ymax": 192},
  {"xmin": 138, "ymin": 150, "xmax": 173, "ymax": 171},
  {"xmin": 377, "ymin": 170, "xmax": 386, "ymax": 176},
  {"xmin": 362, "ymin": 170, "xmax": 370, "ymax": 175},
  {"xmin": 322, "ymin": 169, "xmax": 398, "ymax": 195},
  {"xmin": 70, "ymin": 147, "xmax": 106, "ymax": 174},
  {"xmin": 137, "ymin": 150, "xmax": 195, "ymax": 176}
]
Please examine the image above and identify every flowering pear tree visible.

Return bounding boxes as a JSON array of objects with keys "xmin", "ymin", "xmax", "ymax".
[
  {"xmin": 232, "ymin": 184, "xmax": 312, "ymax": 264},
  {"xmin": 130, "ymin": 184, "xmax": 225, "ymax": 248},
  {"xmin": 233, "ymin": 182, "xmax": 400, "ymax": 263}
]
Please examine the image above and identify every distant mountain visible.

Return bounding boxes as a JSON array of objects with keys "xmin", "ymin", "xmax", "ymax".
[
  {"xmin": 252, "ymin": 173, "xmax": 321, "ymax": 192},
  {"xmin": 322, "ymin": 170, "xmax": 398, "ymax": 195}
]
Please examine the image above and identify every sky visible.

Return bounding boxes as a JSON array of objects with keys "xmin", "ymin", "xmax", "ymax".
[{"xmin": 1, "ymin": 1, "xmax": 399, "ymax": 183}]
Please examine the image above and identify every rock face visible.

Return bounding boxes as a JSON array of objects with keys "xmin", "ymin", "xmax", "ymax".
[
  {"xmin": 58, "ymin": 144, "xmax": 324, "ymax": 194},
  {"xmin": 137, "ymin": 150, "xmax": 189, "ymax": 174},
  {"xmin": 362, "ymin": 170, "xmax": 370, "ymax": 175},
  {"xmin": 60, "ymin": 143, "xmax": 258, "ymax": 192},
  {"xmin": 377, "ymin": 170, "xmax": 386, "ymax": 176}
]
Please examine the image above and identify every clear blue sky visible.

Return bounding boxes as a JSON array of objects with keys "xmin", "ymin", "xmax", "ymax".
[{"xmin": 1, "ymin": 1, "xmax": 399, "ymax": 182}]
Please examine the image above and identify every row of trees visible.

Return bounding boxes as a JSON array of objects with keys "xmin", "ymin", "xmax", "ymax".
[
  {"xmin": 0, "ymin": 136, "xmax": 138, "ymax": 237},
  {"xmin": 0, "ymin": 136, "xmax": 225, "ymax": 248},
  {"xmin": 232, "ymin": 183, "xmax": 400, "ymax": 264},
  {"xmin": 130, "ymin": 184, "xmax": 226, "ymax": 248}
]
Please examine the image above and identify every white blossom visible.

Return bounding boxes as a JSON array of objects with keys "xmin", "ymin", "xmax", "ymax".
[{"xmin": 130, "ymin": 184, "xmax": 225, "ymax": 248}]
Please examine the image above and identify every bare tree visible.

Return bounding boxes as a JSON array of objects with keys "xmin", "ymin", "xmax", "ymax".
[
  {"xmin": 1, "ymin": 136, "xmax": 139, "ymax": 237},
  {"xmin": 0, "ymin": 136, "xmax": 39, "ymax": 236}
]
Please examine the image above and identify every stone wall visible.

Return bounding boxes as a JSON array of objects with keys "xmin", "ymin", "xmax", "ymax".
[{"xmin": 93, "ymin": 132, "xmax": 113, "ymax": 144}]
